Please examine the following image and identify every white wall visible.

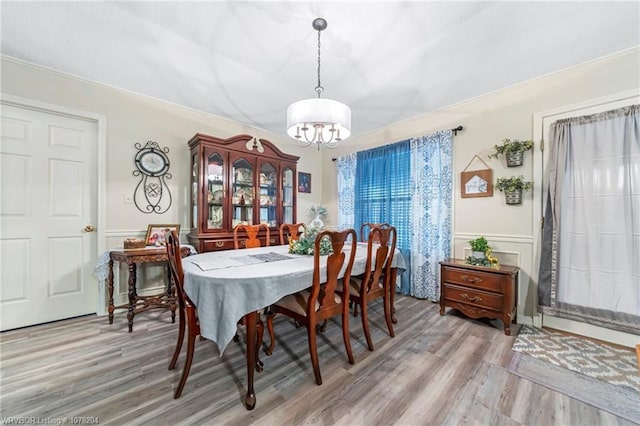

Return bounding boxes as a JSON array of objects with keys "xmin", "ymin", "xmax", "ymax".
[
  {"xmin": 321, "ymin": 47, "xmax": 640, "ymax": 337},
  {"xmin": 1, "ymin": 56, "xmax": 325, "ymax": 304}
]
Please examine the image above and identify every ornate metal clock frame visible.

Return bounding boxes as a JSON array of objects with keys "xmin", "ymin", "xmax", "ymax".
[{"xmin": 133, "ymin": 141, "xmax": 172, "ymax": 214}]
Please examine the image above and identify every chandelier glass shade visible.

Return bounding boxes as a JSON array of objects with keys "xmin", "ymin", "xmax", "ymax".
[
  {"xmin": 287, "ymin": 18, "xmax": 351, "ymax": 149},
  {"xmin": 286, "ymin": 98, "xmax": 351, "ymax": 149}
]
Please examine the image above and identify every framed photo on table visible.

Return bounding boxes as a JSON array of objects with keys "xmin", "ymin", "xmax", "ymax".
[
  {"xmin": 298, "ymin": 172, "xmax": 311, "ymax": 193},
  {"xmin": 145, "ymin": 224, "xmax": 180, "ymax": 246}
]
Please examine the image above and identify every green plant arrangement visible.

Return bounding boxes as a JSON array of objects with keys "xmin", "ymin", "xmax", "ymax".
[
  {"xmin": 496, "ymin": 175, "xmax": 533, "ymax": 205},
  {"xmin": 495, "ymin": 175, "xmax": 533, "ymax": 192},
  {"xmin": 488, "ymin": 139, "xmax": 534, "ymax": 159},
  {"xmin": 288, "ymin": 226, "xmax": 333, "ymax": 256},
  {"xmin": 468, "ymin": 236, "xmax": 490, "ymax": 253},
  {"xmin": 466, "ymin": 236, "xmax": 492, "ymax": 266}
]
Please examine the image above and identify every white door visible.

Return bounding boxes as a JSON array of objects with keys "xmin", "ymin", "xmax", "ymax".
[{"xmin": 0, "ymin": 103, "xmax": 98, "ymax": 330}]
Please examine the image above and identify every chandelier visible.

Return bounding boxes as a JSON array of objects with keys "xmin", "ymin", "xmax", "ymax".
[{"xmin": 287, "ymin": 18, "xmax": 351, "ymax": 149}]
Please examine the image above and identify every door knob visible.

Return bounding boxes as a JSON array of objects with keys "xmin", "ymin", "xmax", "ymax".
[{"xmin": 84, "ymin": 225, "xmax": 96, "ymax": 232}]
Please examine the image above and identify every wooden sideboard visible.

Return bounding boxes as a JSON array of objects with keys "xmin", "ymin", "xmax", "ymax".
[{"xmin": 439, "ymin": 259, "xmax": 519, "ymax": 335}]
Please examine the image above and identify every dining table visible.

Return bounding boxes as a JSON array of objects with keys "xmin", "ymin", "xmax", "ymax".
[{"xmin": 182, "ymin": 242, "xmax": 406, "ymax": 410}]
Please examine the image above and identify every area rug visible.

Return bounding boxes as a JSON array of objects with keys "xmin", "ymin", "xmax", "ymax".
[
  {"xmin": 512, "ymin": 325, "xmax": 639, "ymax": 392},
  {"xmin": 508, "ymin": 325, "xmax": 640, "ymax": 423},
  {"xmin": 508, "ymin": 352, "xmax": 640, "ymax": 423}
]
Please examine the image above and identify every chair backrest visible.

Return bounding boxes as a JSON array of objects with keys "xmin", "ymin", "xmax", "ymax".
[
  {"xmin": 360, "ymin": 226, "xmax": 397, "ymax": 296},
  {"xmin": 279, "ymin": 223, "xmax": 307, "ymax": 245},
  {"xmin": 233, "ymin": 223, "xmax": 270, "ymax": 249},
  {"xmin": 360, "ymin": 222, "xmax": 391, "ymax": 243},
  {"xmin": 166, "ymin": 230, "xmax": 195, "ymax": 310},
  {"xmin": 308, "ymin": 229, "xmax": 357, "ymax": 317}
]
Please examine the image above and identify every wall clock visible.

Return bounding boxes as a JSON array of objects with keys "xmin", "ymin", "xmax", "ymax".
[{"xmin": 133, "ymin": 141, "xmax": 173, "ymax": 214}]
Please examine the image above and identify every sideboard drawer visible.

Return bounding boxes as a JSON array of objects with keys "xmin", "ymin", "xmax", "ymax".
[
  {"xmin": 442, "ymin": 283, "xmax": 503, "ymax": 312},
  {"xmin": 203, "ymin": 238, "xmax": 234, "ymax": 252},
  {"xmin": 442, "ymin": 267, "xmax": 502, "ymax": 293}
]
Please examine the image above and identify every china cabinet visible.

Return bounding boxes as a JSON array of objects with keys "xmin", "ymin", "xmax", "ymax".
[{"xmin": 187, "ymin": 134, "xmax": 299, "ymax": 252}]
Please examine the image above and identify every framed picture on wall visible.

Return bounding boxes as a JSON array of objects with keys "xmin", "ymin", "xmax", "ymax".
[
  {"xmin": 145, "ymin": 224, "xmax": 180, "ymax": 246},
  {"xmin": 298, "ymin": 172, "xmax": 311, "ymax": 193},
  {"xmin": 461, "ymin": 169, "xmax": 493, "ymax": 198}
]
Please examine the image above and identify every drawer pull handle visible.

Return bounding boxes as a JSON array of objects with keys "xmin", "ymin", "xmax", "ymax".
[
  {"xmin": 215, "ymin": 241, "xmax": 225, "ymax": 247},
  {"xmin": 461, "ymin": 293, "xmax": 482, "ymax": 302},
  {"xmin": 460, "ymin": 275, "xmax": 482, "ymax": 284}
]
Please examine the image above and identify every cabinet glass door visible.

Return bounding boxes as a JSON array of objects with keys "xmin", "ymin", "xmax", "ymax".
[
  {"xmin": 191, "ymin": 151, "xmax": 199, "ymax": 229},
  {"xmin": 282, "ymin": 167, "xmax": 294, "ymax": 224},
  {"xmin": 232, "ymin": 157, "xmax": 254, "ymax": 226},
  {"xmin": 258, "ymin": 162, "xmax": 277, "ymax": 228},
  {"xmin": 206, "ymin": 152, "xmax": 224, "ymax": 230}
]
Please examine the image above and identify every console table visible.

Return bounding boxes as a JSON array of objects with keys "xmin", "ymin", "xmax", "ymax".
[
  {"xmin": 439, "ymin": 259, "xmax": 519, "ymax": 335},
  {"xmin": 107, "ymin": 246, "xmax": 191, "ymax": 332}
]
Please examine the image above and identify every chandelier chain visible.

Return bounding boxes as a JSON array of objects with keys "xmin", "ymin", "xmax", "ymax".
[{"xmin": 315, "ymin": 28, "xmax": 323, "ymax": 97}]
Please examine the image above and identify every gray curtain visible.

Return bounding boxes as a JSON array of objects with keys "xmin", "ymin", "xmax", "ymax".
[{"xmin": 538, "ymin": 104, "xmax": 640, "ymax": 334}]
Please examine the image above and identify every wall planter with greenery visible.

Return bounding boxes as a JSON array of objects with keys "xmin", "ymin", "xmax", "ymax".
[
  {"xmin": 496, "ymin": 175, "xmax": 533, "ymax": 205},
  {"xmin": 488, "ymin": 138, "xmax": 534, "ymax": 167}
]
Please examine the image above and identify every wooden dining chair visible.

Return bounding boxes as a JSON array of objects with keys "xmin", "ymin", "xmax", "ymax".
[
  {"xmin": 360, "ymin": 222, "xmax": 391, "ymax": 243},
  {"xmin": 232, "ymin": 223, "xmax": 272, "ymax": 359},
  {"xmin": 233, "ymin": 223, "xmax": 270, "ymax": 249},
  {"xmin": 279, "ymin": 222, "xmax": 307, "ymax": 245},
  {"xmin": 166, "ymin": 230, "xmax": 200, "ymax": 399},
  {"xmin": 339, "ymin": 226, "xmax": 397, "ymax": 352},
  {"xmin": 265, "ymin": 229, "xmax": 357, "ymax": 385}
]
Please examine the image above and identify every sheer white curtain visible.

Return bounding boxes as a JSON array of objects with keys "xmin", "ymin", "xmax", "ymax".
[
  {"xmin": 336, "ymin": 153, "xmax": 356, "ymax": 231},
  {"xmin": 538, "ymin": 105, "xmax": 640, "ymax": 333}
]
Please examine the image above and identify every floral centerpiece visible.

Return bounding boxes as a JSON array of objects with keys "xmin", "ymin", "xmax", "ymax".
[
  {"xmin": 288, "ymin": 226, "xmax": 333, "ymax": 255},
  {"xmin": 289, "ymin": 205, "xmax": 332, "ymax": 255}
]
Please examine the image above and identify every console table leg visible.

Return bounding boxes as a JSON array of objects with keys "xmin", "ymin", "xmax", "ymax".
[{"xmin": 127, "ymin": 262, "xmax": 137, "ymax": 333}]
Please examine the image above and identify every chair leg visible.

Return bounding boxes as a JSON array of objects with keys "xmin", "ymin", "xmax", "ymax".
[
  {"xmin": 360, "ymin": 301, "xmax": 374, "ymax": 352},
  {"xmin": 342, "ymin": 307, "xmax": 355, "ymax": 365},
  {"xmin": 383, "ymin": 293, "xmax": 395, "ymax": 338},
  {"xmin": 265, "ymin": 312, "xmax": 275, "ymax": 355},
  {"xmin": 255, "ymin": 314, "xmax": 264, "ymax": 372},
  {"xmin": 265, "ymin": 313, "xmax": 276, "ymax": 356},
  {"xmin": 307, "ymin": 323, "xmax": 322, "ymax": 385},
  {"xmin": 174, "ymin": 317, "xmax": 197, "ymax": 399},
  {"xmin": 390, "ymin": 283, "xmax": 398, "ymax": 324},
  {"xmin": 168, "ymin": 307, "xmax": 185, "ymax": 370}
]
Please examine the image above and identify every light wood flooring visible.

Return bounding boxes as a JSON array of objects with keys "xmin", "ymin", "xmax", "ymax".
[{"xmin": 1, "ymin": 295, "xmax": 634, "ymax": 425}]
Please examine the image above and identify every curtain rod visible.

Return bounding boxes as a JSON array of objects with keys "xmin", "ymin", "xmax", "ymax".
[{"xmin": 331, "ymin": 125, "xmax": 463, "ymax": 161}]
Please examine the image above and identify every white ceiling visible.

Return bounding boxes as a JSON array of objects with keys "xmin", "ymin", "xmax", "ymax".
[{"xmin": 1, "ymin": 1, "xmax": 639, "ymax": 138}]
